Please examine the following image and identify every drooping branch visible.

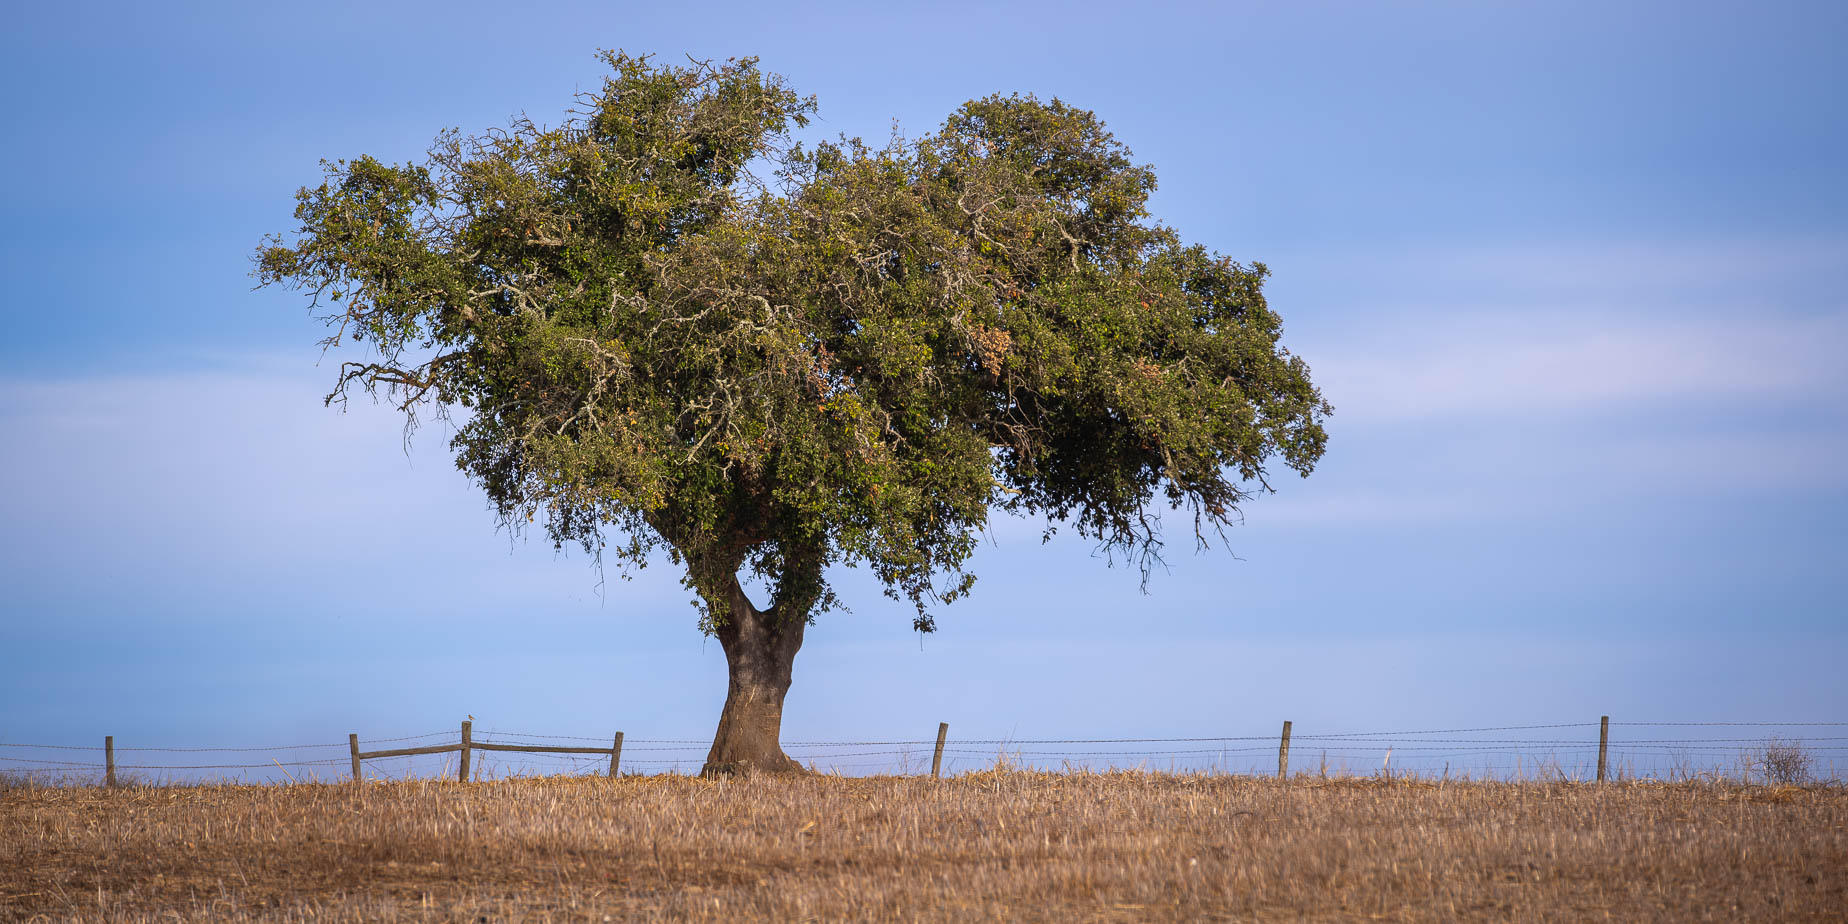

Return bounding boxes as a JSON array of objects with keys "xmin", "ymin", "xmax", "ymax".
[{"xmin": 325, "ymin": 351, "xmax": 466, "ymax": 412}]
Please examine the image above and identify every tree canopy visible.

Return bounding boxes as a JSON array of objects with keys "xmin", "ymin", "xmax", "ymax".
[{"xmin": 258, "ymin": 53, "xmax": 1330, "ymax": 772}]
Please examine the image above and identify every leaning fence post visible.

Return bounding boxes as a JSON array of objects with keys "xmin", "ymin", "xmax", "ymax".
[
  {"xmin": 349, "ymin": 734, "xmax": 362, "ymax": 783},
  {"xmin": 459, "ymin": 719, "xmax": 473, "ymax": 783},
  {"xmin": 608, "ymin": 731, "xmax": 624, "ymax": 778},
  {"xmin": 1597, "ymin": 715, "xmax": 1609, "ymax": 783},
  {"xmin": 105, "ymin": 736, "xmax": 116, "ymax": 788},
  {"xmin": 931, "ymin": 722, "xmax": 949, "ymax": 779},
  {"xmin": 1278, "ymin": 720, "xmax": 1292, "ymax": 779}
]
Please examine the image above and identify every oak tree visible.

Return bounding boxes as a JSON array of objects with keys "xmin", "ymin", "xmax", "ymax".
[{"xmin": 257, "ymin": 54, "xmax": 1330, "ymax": 774}]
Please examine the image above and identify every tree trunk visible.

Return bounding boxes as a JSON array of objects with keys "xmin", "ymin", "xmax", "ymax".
[{"xmin": 701, "ymin": 573, "xmax": 807, "ymax": 776}]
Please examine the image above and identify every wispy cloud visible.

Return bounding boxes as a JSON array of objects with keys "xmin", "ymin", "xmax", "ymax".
[
  {"xmin": 1275, "ymin": 234, "xmax": 1848, "ymax": 426},
  {"xmin": 1314, "ymin": 311, "xmax": 1847, "ymax": 423},
  {"xmin": 0, "ymin": 364, "xmax": 586, "ymax": 615},
  {"xmin": 1266, "ymin": 235, "xmax": 1848, "ymax": 314}
]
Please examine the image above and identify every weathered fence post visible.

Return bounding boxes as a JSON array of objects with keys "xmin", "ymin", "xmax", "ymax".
[
  {"xmin": 1597, "ymin": 715, "xmax": 1609, "ymax": 783},
  {"xmin": 931, "ymin": 722, "xmax": 949, "ymax": 779},
  {"xmin": 349, "ymin": 734, "xmax": 362, "ymax": 783},
  {"xmin": 105, "ymin": 736, "xmax": 116, "ymax": 788},
  {"xmin": 459, "ymin": 719, "xmax": 473, "ymax": 783},
  {"xmin": 608, "ymin": 731, "xmax": 624, "ymax": 778},
  {"xmin": 1278, "ymin": 720, "xmax": 1292, "ymax": 780}
]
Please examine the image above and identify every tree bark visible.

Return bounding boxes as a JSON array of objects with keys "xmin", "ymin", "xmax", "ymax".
[{"xmin": 701, "ymin": 572, "xmax": 807, "ymax": 776}]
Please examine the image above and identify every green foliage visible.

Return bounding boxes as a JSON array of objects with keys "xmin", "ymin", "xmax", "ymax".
[{"xmin": 257, "ymin": 53, "xmax": 1330, "ymax": 633}]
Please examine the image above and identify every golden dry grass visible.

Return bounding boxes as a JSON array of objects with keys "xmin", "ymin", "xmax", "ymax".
[{"xmin": 2, "ymin": 770, "xmax": 1844, "ymax": 922}]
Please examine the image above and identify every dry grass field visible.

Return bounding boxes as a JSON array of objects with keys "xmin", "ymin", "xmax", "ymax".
[{"xmin": 2, "ymin": 770, "xmax": 1844, "ymax": 922}]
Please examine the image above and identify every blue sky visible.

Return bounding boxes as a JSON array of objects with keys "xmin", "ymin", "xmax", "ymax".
[{"xmin": 3, "ymin": 0, "xmax": 1844, "ymax": 778}]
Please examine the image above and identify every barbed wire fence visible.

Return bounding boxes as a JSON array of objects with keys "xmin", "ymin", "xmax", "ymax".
[{"xmin": 2, "ymin": 720, "xmax": 1842, "ymax": 786}]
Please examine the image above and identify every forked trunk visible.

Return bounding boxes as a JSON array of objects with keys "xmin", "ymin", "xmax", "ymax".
[{"xmin": 701, "ymin": 575, "xmax": 807, "ymax": 776}]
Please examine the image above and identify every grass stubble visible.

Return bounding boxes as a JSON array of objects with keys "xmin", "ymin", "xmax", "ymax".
[{"xmin": 1, "ymin": 769, "xmax": 1843, "ymax": 922}]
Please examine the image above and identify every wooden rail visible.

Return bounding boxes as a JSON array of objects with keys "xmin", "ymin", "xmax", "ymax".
[
  {"xmin": 358, "ymin": 744, "xmax": 463, "ymax": 760},
  {"xmin": 346, "ymin": 721, "xmax": 625, "ymax": 783},
  {"xmin": 473, "ymin": 743, "xmax": 613, "ymax": 755}
]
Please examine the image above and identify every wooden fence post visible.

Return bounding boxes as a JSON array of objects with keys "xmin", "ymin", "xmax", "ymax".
[
  {"xmin": 459, "ymin": 720, "xmax": 472, "ymax": 783},
  {"xmin": 349, "ymin": 734, "xmax": 362, "ymax": 783},
  {"xmin": 608, "ymin": 732, "xmax": 624, "ymax": 778},
  {"xmin": 105, "ymin": 736, "xmax": 116, "ymax": 788},
  {"xmin": 931, "ymin": 722, "xmax": 948, "ymax": 779},
  {"xmin": 1597, "ymin": 715, "xmax": 1609, "ymax": 783},
  {"xmin": 1278, "ymin": 721, "xmax": 1292, "ymax": 780}
]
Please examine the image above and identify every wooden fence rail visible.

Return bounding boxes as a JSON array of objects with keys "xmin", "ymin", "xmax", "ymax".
[{"xmin": 346, "ymin": 721, "xmax": 625, "ymax": 782}]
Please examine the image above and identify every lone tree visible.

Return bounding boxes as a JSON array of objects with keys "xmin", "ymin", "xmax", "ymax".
[{"xmin": 258, "ymin": 54, "xmax": 1330, "ymax": 774}]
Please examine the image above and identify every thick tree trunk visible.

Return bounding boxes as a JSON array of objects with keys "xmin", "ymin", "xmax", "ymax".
[{"xmin": 701, "ymin": 574, "xmax": 807, "ymax": 776}]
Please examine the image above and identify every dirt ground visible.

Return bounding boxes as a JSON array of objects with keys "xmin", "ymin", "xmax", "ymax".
[{"xmin": 3, "ymin": 771, "xmax": 1844, "ymax": 921}]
